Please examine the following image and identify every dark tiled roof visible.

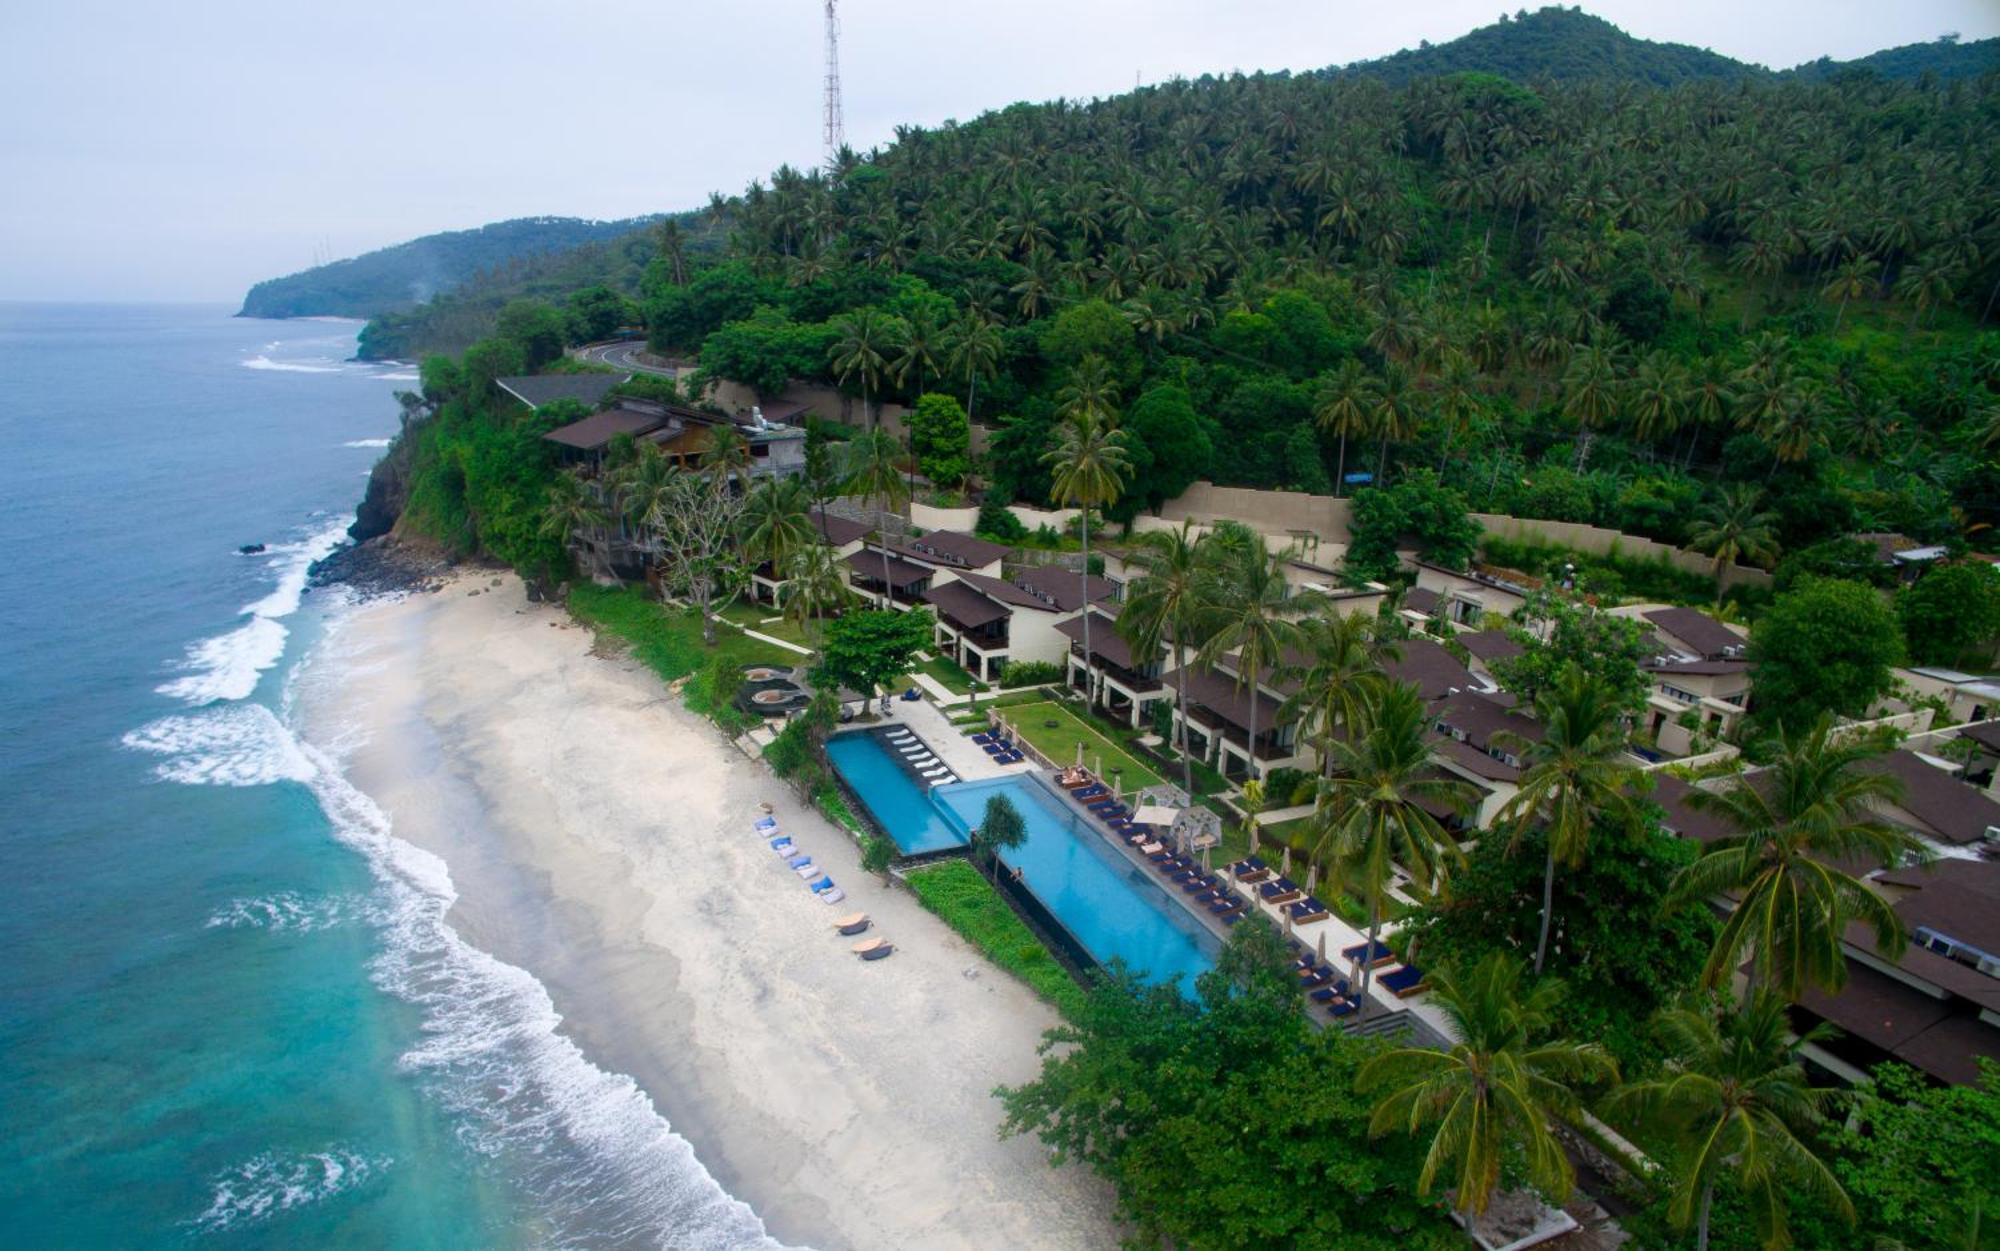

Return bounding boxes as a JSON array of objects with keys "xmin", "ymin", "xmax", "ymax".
[
  {"xmin": 541, "ymin": 407, "xmax": 665, "ymax": 450},
  {"xmin": 809, "ymin": 509, "xmax": 872, "ymax": 547},
  {"xmin": 1056, "ymin": 611, "xmax": 1160, "ymax": 670},
  {"xmin": 1897, "ymin": 865, "xmax": 2000, "ymax": 953},
  {"xmin": 1383, "ymin": 639, "xmax": 1480, "ymax": 701},
  {"xmin": 1643, "ymin": 657, "xmax": 1753, "ymax": 678},
  {"xmin": 891, "ymin": 530, "xmax": 1010, "ymax": 569},
  {"xmin": 923, "ymin": 580, "xmax": 1009, "ymax": 630},
  {"xmin": 498, "ymin": 372, "xmax": 630, "ymax": 410},
  {"xmin": 1458, "ymin": 629, "xmax": 1524, "ymax": 663},
  {"xmin": 843, "ymin": 548, "xmax": 932, "ymax": 588},
  {"xmin": 1853, "ymin": 532, "xmax": 1918, "ymax": 564},
  {"xmin": 1433, "ymin": 691, "xmax": 1544, "ymax": 752},
  {"xmin": 1892, "ymin": 1013, "xmax": 2000, "ymax": 1087},
  {"xmin": 1956, "ymin": 720, "xmax": 2000, "ymax": 754},
  {"xmin": 953, "ymin": 571, "xmax": 1056, "ymax": 611},
  {"xmin": 1430, "ymin": 733, "xmax": 1520, "ymax": 782},
  {"xmin": 1799, "ymin": 962, "xmax": 1951, "ymax": 1052},
  {"xmin": 1649, "ymin": 774, "xmax": 1737, "ymax": 844},
  {"xmin": 1402, "ymin": 587, "xmax": 1442, "ymax": 615},
  {"xmin": 1644, "ymin": 608, "xmax": 1747, "ymax": 659},
  {"xmin": 1879, "ymin": 856, "xmax": 2000, "ymax": 898},
  {"xmin": 1180, "ymin": 666, "xmax": 1287, "ymax": 734},
  {"xmin": 1865, "ymin": 750, "xmax": 2000, "ymax": 845},
  {"xmin": 1007, "ymin": 564, "xmax": 1118, "ymax": 613}
]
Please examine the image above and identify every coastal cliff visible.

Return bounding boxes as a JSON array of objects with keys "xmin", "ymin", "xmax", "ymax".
[{"xmin": 351, "ymin": 421, "xmax": 416, "ymax": 543}]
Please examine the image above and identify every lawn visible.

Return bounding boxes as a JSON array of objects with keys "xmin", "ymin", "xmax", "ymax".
[
  {"xmin": 568, "ymin": 585, "xmax": 797, "ymax": 730},
  {"xmin": 915, "ymin": 652, "xmax": 979, "ymax": 695},
  {"xmin": 716, "ymin": 596, "xmax": 813, "ymax": 649},
  {"xmin": 904, "ymin": 860, "xmax": 1085, "ymax": 1018},
  {"xmin": 993, "ymin": 699, "xmax": 1164, "ymax": 792}
]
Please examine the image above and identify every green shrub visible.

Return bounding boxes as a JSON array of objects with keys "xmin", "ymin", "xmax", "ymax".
[
  {"xmin": 975, "ymin": 497, "xmax": 1028, "ymax": 541},
  {"xmin": 1000, "ymin": 660, "xmax": 1063, "ymax": 688},
  {"xmin": 905, "ymin": 861, "xmax": 1085, "ymax": 1017}
]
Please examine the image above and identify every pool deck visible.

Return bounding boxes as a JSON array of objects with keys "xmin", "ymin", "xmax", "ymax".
[{"xmin": 865, "ymin": 699, "xmax": 1037, "ymax": 785}]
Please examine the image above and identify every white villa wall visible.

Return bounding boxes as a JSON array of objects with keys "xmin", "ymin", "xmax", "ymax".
[{"xmin": 1005, "ymin": 609, "xmax": 1073, "ymax": 671}]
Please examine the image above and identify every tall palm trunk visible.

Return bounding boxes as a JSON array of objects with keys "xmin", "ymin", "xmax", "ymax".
[
  {"xmin": 1079, "ymin": 505, "xmax": 1094, "ymax": 708},
  {"xmin": 1334, "ymin": 433, "xmax": 1348, "ymax": 497},
  {"xmin": 879, "ymin": 495, "xmax": 894, "ymax": 610},
  {"xmin": 1174, "ymin": 639, "xmax": 1194, "ymax": 797},
  {"xmin": 1695, "ymin": 1182, "xmax": 1713, "ymax": 1251},
  {"xmin": 966, "ymin": 370, "xmax": 978, "ymax": 425},
  {"xmin": 1244, "ymin": 660, "xmax": 1260, "ymax": 784},
  {"xmin": 1375, "ymin": 435, "xmax": 1389, "ymax": 486},
  {"xmin": 1359, "ymin": 895, "xmax": 1383, "ymax": 1020},
  {"xmin": 1533, "ymin": 845, "xmax": 1556, "ymax": 975}
]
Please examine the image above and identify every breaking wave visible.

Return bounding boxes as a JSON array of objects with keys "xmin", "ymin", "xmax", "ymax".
[
  {"xmin": 155, "ymin": 517, "xmax": 348, "ymax": 705},
  {"xmin": 241, "ymin": 354, "xmax": 342, "ymax": 374},
  {"xmin": 188, "ymin": 1148, "xmax": 391, "ymax": 1233}
]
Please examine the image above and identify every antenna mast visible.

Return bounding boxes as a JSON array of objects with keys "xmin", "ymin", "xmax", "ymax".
[{"xmin": 822, "ymin": 0, "xmax": 844, "ymax": 172}]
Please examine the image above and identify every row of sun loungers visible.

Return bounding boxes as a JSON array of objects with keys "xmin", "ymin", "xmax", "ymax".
[
  {"xmin": 970, "ymin": 732, "xmax": 1025, "ymax": 765},
  {"xmin": 884, "ymin": 729, "xmax": 959, "ymax": 783},
  {"xmin": 757, "ymin": 814, "xmax": 846, "ymax": 905}
]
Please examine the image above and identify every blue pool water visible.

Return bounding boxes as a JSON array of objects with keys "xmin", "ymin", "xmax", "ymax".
[
  {"xmin": 933, "ymin": 778, "xmax": 1219, "ymax": 990},
  {"xmin": 824, "ymin": 733, "xmax": 968, "ymax": 855}
]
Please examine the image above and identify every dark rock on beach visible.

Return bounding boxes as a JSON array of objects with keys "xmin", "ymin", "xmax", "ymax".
[
  {"xmin": 350, "ymin": 424, "xmax": 416, "ymax": 543},
  {"xmin": 309, "ymin": 534, "xmax": 457, "ymax": 598}
]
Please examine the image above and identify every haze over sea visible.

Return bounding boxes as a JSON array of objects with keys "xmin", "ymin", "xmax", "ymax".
[{"xmin": 0, "ymin": 304, "xmax": 779, "ymax": 1248}]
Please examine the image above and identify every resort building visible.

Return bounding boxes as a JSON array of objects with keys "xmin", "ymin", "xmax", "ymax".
[
  {"xmin": 497, "ymin": 372, "xmax": 631, "ymax": 412},
  {"xmin": 1429, "ymin": 690, "xmax": 1544, "ymax": 828},
  {"xmin": 1898, "ymin": 666, "xmax": 2000, "ymax": 728},
  {"xmin": 1641, "ymin": 657, "xmax": 1753, "ymax": 754},
  {"xmin": 747, "ymin": 509, "xmax": 872, "ymax": 606},
  {"xmin": 841, "ymin": 530, "xmax": 1010, "ymax": 609},
  {"xmin": 1634, "ymin": 605, "xmax": 1749, "ymax": 661},
  {"xmin": 1455, "ymin": 628, "xmax": 1524, "ymax": 686},
  {"xmin": 1794, "ymin": 857, "xmax": 2000, "ymax": 1087},
  {"xmin": 1410, "ymin": 561, "xmax": 1533, "ymax": 627},
  {"xmin": 1861, "ymin": 748, "xmax": 2000, "ymax": 854},
  {"xmin": 919, "ymin": 564, "xmax": 1118, "ymax": 683},
  {"xmin": 542, "ymin": 398, "xmax": 808, "ymax": 479},
  {"xmin": 1170, "ymin": 659, "xmax": 1301, "ymax": 782},
  {"xmin": 1059, "ymin": 608, "xmax": 1172, "ymax": 729},
  {"xmin": 1853, "ymin": 531, "xmax": 1949, "ymax": 582},
  {"xmin": 1382, "ymin": 637, "xmax": 1488, "ymax": 701}
]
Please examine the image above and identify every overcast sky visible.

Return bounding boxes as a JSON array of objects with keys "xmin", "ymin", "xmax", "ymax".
[{"xmin": 2, "ymin": 1, "xmax": 1992, "ymax": 303}]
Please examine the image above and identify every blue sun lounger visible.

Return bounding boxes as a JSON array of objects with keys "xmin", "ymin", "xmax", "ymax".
[
  {"xmin": 1378, "ymin": 964, "xmax": 1428, "ymax": 996},
  {"xmin": 1341, "ymin": 939, "xmax": 1395, "ymax": 968}
]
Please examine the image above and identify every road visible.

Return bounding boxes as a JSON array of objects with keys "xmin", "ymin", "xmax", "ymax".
[{"xmin": 574, "ymin": 339, "xmax": 679, "ymax": 378}]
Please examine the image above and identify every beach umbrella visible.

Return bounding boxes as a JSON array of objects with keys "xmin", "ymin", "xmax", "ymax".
[
  {"xmin": 1248, "ymin": 820, "xmax": 1260, "ymax": 854},
  {"xmin": 1200, "ymin": 846, "xmax": 1211, "ymax": 872},
  {"xmin": 1284, "ymin": 909, "xmax": 1294, "ymax": 935},
  {"xmin": 1305, "ymin": 862, "xmax": 1318, "ymax": 893},
  {"xmin": 1281, "ymin": 846, "xmax": 1292, "ymax": 877},
  {"xmin": 1316, "ymin": 931, "xmax": 1327, "ymax": 963},
  {"xmin": 1075, "ymin": 742, "xmax": 1084, "ymax": 768}
]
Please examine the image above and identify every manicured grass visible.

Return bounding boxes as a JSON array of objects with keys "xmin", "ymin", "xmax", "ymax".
[
  {"xmin": 716, "ymin": 597, "xmax": 812, "ymax": 648},
  {"xmin": 568, "ymin": 585, "xmax": 796, "ymax": 727},
  {"xmin": 992, "ymin": 699, "xmax": 1164, "ymax": 791},
  {"xmin": 905, "ymin": 860, "xmax": 1086, "ymax": 1018},
  {"xmin": 915, "ymin": 653, "xmax": 979, "ymax": 695}
]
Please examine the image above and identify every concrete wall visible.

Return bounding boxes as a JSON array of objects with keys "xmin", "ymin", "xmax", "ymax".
[
  {"xmin": 1472, "ymin": 514, "xmax": 1773, "ymax": 592},
  {"xmin": 909, "ymin": 501, "xmax": 1078, "ymax": 534},
  {"xmin": 1157, "ymin": 481, "xmax": 1355, "ymax": 544}
]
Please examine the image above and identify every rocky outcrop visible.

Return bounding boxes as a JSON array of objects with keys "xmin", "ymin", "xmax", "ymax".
[
  {"xmin": 350, "ymin": 423, "xmax": 417, "ymax": 543},
  {"xmin": 309, "ymin": 533, "xmax": 458, "ymax": 598}
]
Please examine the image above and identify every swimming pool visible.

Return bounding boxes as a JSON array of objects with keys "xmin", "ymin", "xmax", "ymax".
[
  {"xmin": 932, "ymin": 777, "xmax": 1219, "ymax": 990},
  {"xmin": 824, "ymin": 732, "xmax": 969, "ymax": 855}
]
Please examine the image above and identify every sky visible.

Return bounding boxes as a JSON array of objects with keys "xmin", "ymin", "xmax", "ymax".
[{"xmin": 1, "ymin": 1, "xmax": 1993, "ymax": 303}]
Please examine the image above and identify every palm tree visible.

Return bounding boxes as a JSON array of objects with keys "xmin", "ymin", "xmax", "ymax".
[
  {"xmin": 740, "ymin": 476, "xmax": 816, "ymax": 596},
  {"xmin": 615, "ymin": 443, "xmax": 677, "ymax": 557},
  {"xmin": 1610, "ymin": 996, "xmax": 1852, "ymax": 1251},
  {"xmin": 1358, "ymin": 952, "xmax": 1617, "ymax": 1217},
  {"xmin": 1312, "ymin": 682, "xmax": 1474, "ymax": 1008},
  {"xmin": 1116, "ymin": 521, "xmax": 1215, "ymax": 797},
  {"xmin": 1043, "ymin": 405, "xmax": 1131, "ymax": 708},
  {"xmin": 1197, "ymin": 524, "xmax": 1311, "ymax": 782},
  {"xmin": 1560, "ymin": 341, "xmax": 1622, "ymax": 471},
  {"xmin": 1687, "ymin": 486, "xmax": 1781, "ymax": 596},
  {"xmin": 701, "ymin": 424, "xmax": 753, "ymax": 488},
  {"xmin": 827, "ymin": 309, "xmax": 901, "ymax": 431},
  {"xmin": 1313, "ymin": 359, "xmax": 1376, "ymax": 495},
  {"xmin": 1668, "ymin": 713, "xmax": 1925, "ymax": 998},
  {"xmin": 837, "ymin": 429, "xmax": 911, "ymax": 607},
  {"xmin": 1280, "ymin": 611, "xmax": 1394, "ymax": 785},
  {"xmin": 779, "ymin": 542, "xmax": 854, "ymax": 644},
  {"xmin": 891, "ymin": 306, "xmax": 943, "ymax": 399},
  {"xmin": 1369, "ymin": 362, "xmax": 1420, "ymax": 486},
  {"xmin": 1822, "ymin": 255, "xmax": 1881, "ymax": 332},
  {"xmin": 541, "ymin": 469, "xmax": 610, "ymax": 579},
  {"xmin": 943, "ymin": 314, "xmax": 1003, "ymax": 425},
  {"xmin": 1494, "ymin": 665, "xmax": 1642, "ymax": 976}
]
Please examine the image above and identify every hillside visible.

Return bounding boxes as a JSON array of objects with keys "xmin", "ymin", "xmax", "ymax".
[
  {"xmin": 1329, "ymin": 7, "xmax": 1756, "ymax": 87},
  {"xmin": 238, "ymin": 215, "xmax": 658, "ymax": 319},
  {"xmin": 1786, "ymin": 34, "xmax": 2000, "ymax": 83}
]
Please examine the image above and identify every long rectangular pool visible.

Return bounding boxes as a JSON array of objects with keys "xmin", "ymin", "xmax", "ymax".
[
  {"xmin": 824, "ymin": 732, "xmax": 969, "ymax": 855},
  {"xmin": 932, "ymin": 777, "xmax": 1218, "ymax": 990}
]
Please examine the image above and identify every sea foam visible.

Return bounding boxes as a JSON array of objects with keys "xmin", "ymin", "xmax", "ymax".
[
  {"xmin": 343, "ymin": 437, "xmax": 393, "ymax": 448},
  {"xmin": 241, "ymin": 354, "xmax": 342, "ymax": 374},
  {"xmin": 156, "ymin": 517, "xmax": 348, "ymax": 705},
  {"xmin": 206, "ymin": 890, "xmax": 382, "ymax": 933},
  {"xmin": 189, "ymin": 1148, "xmax": 391, "ymax": 1233},
  {"xmin": 122, "ymin": 704, "xmax": 317, "ymax": 787}
]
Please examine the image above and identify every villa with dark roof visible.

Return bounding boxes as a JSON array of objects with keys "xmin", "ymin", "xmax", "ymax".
[{"xmin": 916, "ymin": 564, "xmax": 1118, "ymax": 682}]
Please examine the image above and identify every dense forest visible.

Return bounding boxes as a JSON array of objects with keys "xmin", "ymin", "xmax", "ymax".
[
  {"xmin": 238, "ymin": 214, "xmax": 665, "ymax": 321},
  {"xmin": 605, "ymin": 32, "xmax": 1997, "ymax": 564}
]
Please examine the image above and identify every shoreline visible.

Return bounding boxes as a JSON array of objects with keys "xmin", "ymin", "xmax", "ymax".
[{"xmin": 300, "ymin": 572, "xmax": 1118, "ymax": 1250}]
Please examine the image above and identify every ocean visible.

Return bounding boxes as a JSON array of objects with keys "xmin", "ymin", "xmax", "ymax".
[{"xmin": 0, "ymin": 304, "xmax": 782, "ymax": 1248}]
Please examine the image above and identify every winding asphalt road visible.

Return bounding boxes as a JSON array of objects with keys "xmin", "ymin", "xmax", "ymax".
[{"xmin": 574, "ymin": 339, "xmax": 680, "ymax": 378}]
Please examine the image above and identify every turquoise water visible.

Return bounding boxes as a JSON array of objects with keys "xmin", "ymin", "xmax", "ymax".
[
  {"xmin": 0, "ymin": 305, "xmax": 781, "ymax": 1248},
  {"xmin": 932, "ymin": 778, "xmax": 1219, "ymax": 989},
  {"xmin": 823, "ymin": 733, "xmax": 968, "ymax": 855}
]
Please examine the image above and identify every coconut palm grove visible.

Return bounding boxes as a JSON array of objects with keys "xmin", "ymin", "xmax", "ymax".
[{"xmin": 306, "ymin": 9, "xmax": 2000, "ymax": 1249}]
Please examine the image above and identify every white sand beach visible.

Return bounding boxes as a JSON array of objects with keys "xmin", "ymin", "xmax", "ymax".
[{"xmin": 303, "ymin": 573, "xmax": 1119, "ymax": 1251}]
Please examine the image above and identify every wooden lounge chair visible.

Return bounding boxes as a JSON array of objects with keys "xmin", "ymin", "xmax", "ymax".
[
  {"xmin": 834, "ymin": 913, "xmax": 872, "ymax": 936},
  {"xmin": 1341, "ymin": 939, "xmax": 1396, "ymax": 969},
  {"xmin": 1327, "ymin": 998, "xmax": 1359, "ymax": 1018},
  {"xmin": 1258, "ymin": 877, "xmax": 1302, "ymax": 907},
  {"xmin": 1378, "ymin": 964, "xmax": 1429, "ymax": 996},
  {"xmin": 1287, "ymin": 896, "xmax": 1331, "ymax": 926},
  {"xmin": 1236, "ymin": 864, "xmax": 1273, "ymax": 884}
]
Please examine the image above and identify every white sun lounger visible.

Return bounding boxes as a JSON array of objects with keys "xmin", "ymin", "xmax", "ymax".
[
  {"xmin": 886, "ymin": 729, "xmax": 914, "ymax": 741},
  {"xmin": 794, "ymin": 862, "xmax": 821, "ymax": 878},
  {"xmin": 908, "ymin": 755, "xmax": 937, "ymax": 767},
  {"xmin": 922, "ymin": 768, "xmax": 949, "ymax": 779},
  {"xmin": 897, "ymin": 743, "xmax": 926, "ymax": 755},
  {"xmin": 818, "ymin": 885, "xmax": 846, "ymax": 904}
]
